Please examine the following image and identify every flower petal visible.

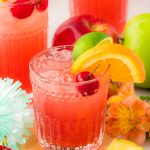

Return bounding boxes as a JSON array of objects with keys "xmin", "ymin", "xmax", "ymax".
[
  {"xmin": 107, "ymin": 95, "xmax": 123, "ymax": 105},
  {"xmin": 106, "ymin": 103, "xmax": 134, "ymax": 136},
  {"xmin": 131, "ymin": 100, "xmax": 149, "ymax": 117},
  {"xmin": 106, "ymin": 117, "xmax": 122, "ymax": 137},
  {"xmin": 118, "ymin": 83, "xmax": 135, "ymax": 97},
  {"xmin": 138, "ymin": 115, "xmax": 150, "ymax": 131},
  {"xmin": 124, "ymin": 129, "xmax": 146, "ymax": 145}
]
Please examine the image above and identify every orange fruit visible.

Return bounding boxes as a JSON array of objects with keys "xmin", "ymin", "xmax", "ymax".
[{"xmin": 71, "ymin": 44, "xmax": 145, "ymax": 83}]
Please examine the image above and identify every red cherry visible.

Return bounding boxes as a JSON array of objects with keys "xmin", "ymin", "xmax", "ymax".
[
  {"xmin": 36, "ymin": 0, "xmax": 48, "ymax": 11},
  {"xmin": 76, "ymin": 71, "xmax": 99, "ymax": 96},
  {"xmin": 10, "ymin": 0, "xmax": 34, "ymax": 19}
]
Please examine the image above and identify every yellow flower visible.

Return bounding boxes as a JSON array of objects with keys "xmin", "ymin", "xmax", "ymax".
[{"xmin": 106, "ymin": 96, "xmax": 150, "ymax": 145}]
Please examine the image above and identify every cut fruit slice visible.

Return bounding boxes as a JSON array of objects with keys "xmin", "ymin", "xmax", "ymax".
[
  {"xmin": 73, "ymin": 32, "xmax": 109, "ymax": 61},
  {"xmin": 107, "ymin": 139, "xmax": 144, "ymax": 150},
  {"xmin": 71, "ymin": 44, "xmax": 145, "ymax": 83},
  {"xmin": 96, "ymin": 37, "xmax": 113, "ymax": 46}
]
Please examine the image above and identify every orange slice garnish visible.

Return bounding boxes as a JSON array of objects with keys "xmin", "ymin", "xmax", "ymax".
[{"xmin": 71, "ymin": 44, "xmax": 145, "ymax": 83}]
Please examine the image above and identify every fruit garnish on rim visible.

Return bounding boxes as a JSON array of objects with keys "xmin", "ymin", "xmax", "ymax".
[
  {"xmin": 96, "ymin": 37, "xmax": 113, "ymax": 46},
  {"xmin": 73, "ymin": 32, "xmax": 110, "ymax": 61},
  {"xmin": 76, "ymin": 71, "xmax": 99, "ymax": 96},
  {"xmin": 71, "ymin": 32, "xmax": 145, "ymax": 83},
  {"xmin": 73, "ymin": 33, "xmax": 112, "ymax": 96}
]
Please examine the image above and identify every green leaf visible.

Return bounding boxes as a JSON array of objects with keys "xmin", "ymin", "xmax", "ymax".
[{"xmin": 140, "ymin": 96, "xmax": 150, "ymax": 104}]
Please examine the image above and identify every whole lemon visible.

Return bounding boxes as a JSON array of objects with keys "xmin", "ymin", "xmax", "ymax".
[{"xmin": 107, "ymin": 139, "xmax": 144, "ymax": 150}]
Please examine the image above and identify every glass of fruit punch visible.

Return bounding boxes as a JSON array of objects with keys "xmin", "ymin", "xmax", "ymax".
[
  {"xmin": 30, "ymin": 45, "xmax": 109, "ymax": 150},
  {"xmin": 0, "ymin": 0, "xmax": 48, "ymax": 92}
]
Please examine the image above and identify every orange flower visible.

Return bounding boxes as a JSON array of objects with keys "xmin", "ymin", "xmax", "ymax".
[
  {"xmin": 107, "ymin": 83, "xmax": 135, "ymax": 105},
  {"xmin": 106, "ymin": 96, "xmax": 150, "ymax": 145}
]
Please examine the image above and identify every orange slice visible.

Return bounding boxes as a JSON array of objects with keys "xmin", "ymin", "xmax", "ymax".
[{"xmin": 71, "ymin": 44, "xmax": 145, "ymax": 83}]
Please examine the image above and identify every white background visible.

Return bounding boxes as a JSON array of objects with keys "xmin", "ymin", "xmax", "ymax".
[{"xmin": 48, "ymin": 1, "xmax": 150, "ymax": 149}]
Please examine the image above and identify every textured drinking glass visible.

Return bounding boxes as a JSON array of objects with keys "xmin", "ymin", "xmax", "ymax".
[
  {"xmin": 0, "ymin": 0, "xmax": 48, "ymax": 92},
  {"xmin": 30, "ymin": 45, "xmax": 109, "ymax": 150},
  {"xmin": 70, "ymin": 0, "xmax": 128, "ymax": 34}
]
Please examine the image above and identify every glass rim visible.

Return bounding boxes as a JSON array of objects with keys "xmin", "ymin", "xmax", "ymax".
[
  {"xmin": 29, "ymin": 45, "xmax": 107, "ymax": 86},
  {"xmin": 0, "ymin": 0, "xmax": 40, "ymax": 7}
]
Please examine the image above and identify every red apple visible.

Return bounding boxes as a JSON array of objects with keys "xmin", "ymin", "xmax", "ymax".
[
  {"xmin": 92, "ymin": 23, "xmax": 119, "ymax": 43},
  {"xmin": 52, "ymin": 15, "xmax": 118, "ymax": 47}
]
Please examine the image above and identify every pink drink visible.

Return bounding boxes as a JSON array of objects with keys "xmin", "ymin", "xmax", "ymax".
[
  {"xmin": 30, "ymin": 46, "xmax": 108, "ymax": 149},
  {"xmin": 0, "ymin": 0, "xmax": 48, "ymax": 92},
  {"xmin": 70, "ymin": 0, "xmax": 128, "ymax": 34}
]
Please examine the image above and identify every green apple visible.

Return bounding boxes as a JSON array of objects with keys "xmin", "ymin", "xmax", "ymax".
[
  {"xmin": 73, "ymin": 32, "xmax": 109, "ymax": 61},
  {"xmin": 123, "ymin": 13, "xmax": 150, "ymax": 88}
]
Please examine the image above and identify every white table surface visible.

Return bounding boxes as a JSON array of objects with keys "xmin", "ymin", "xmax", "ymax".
[{"xmin": 47, "ymin": 1, "xmax": 150, "ymax": 149}]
